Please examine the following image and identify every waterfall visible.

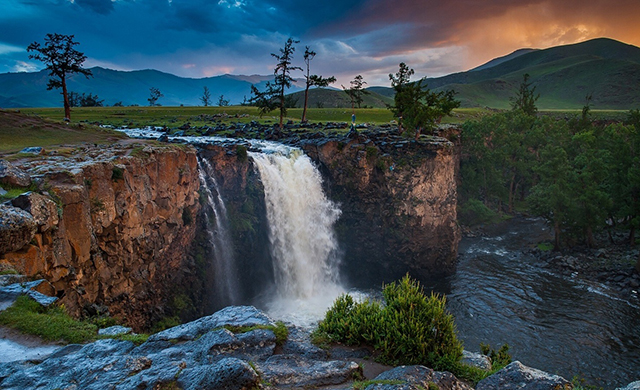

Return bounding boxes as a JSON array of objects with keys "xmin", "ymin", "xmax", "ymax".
[
  {"xmin": 197, "ymin": 156, "xmax": 240, "ymax": 306},
  {"xmin": 250, "ymin": 145, "xmax": 345, "ymax": 324}
]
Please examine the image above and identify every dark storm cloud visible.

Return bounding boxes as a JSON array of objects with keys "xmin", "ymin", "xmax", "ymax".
[
  {"xmin": 1, "ymin": 0, "xmax": 639, "ymax": 83},
  {"xmin": 75, "ymin": 0, "xmax": 115, "ymax": 15}
]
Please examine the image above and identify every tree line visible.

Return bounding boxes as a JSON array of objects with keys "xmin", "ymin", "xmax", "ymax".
[{"xmin": 460, "ymin": 76, "xmax": 640, "ymax": 250}]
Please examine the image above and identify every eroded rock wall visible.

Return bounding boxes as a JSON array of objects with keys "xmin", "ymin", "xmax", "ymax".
[
  {"xmin": 298, "ymin": 130, "xmax": 460, "ymax": 284},
  {"xmin": 1, "ymin": 144, "xmax": 200, "ymax": 330}
]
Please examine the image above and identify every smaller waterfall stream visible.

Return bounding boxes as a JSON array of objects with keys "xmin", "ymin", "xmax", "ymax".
[
  {"xmin": 250, "ymin": 145, "xmax": 345, "ymax": 325},
  {"xmin": 197, "ymin": 156, "xmax": 240, "ymax": 306}
]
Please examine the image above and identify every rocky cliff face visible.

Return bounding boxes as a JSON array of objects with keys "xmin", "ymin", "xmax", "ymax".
[
  {"xmin": 296, "ymin": 129, "xmax": 460, "ymax": 284},
  {"xmin": 0, "ymin": 143, "xmax": 200, "ymax": 330}
]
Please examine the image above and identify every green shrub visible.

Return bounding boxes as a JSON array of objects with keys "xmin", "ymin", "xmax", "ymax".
[
  {"xmin": 315, "ymin": 275, "xmax": 463, "ymax": 371},
  {"xmin": 458, "ymin": 198, "xmax": 501, "ymax": 226},
  {"xmin": 111, "ymin": 166, "xmax": 124, "ymax": 181},
  {"xmin": 236, "ymin": 145, "xmax": 248, "ymax": 162},
  {"xmin": 480, "ymin": 343, "xmax": 512, "ymax": 371}
]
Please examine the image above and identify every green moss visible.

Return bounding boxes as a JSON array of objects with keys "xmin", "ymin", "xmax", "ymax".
[
  {"xmin": 352, "ymin": 379, "xmax": 405, "ymax": 389},
  {"xmin": 181, "ymin": 208, "xmax": 193, "ymax": 226},
  {"xmin": 0, "ymin": 268, "xmax": 20, "ymax": 275},
  {"xmin": 537, "ymin": 242, "xmax": 554, "ymax": 251},
  {"xmin": 152, "ymin": 316, "xmax": 181, "ymax": 334},
  {"xmin": 223, "ymin": 321, "xmax": 289, "ymax": 346},
  {"xmin": 236, "ymin": 144, "xmax": 248, "ymax": 162},
  {"xmin": 111, "ymin": 166, "xmax": 124, "ymax": 181}
]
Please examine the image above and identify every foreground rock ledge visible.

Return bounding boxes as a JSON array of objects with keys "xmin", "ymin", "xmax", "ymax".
[{"xmin": 1, "ymin": 305, "xmax": 604, "ymax": 390}]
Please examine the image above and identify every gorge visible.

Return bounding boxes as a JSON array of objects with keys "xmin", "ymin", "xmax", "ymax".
[
  {"xmin": 0, "ymin": 127, "xmax": 460, "ymax": 330},
  {"xmin": 2, "ymin": 123, "xmax": 639, "ymax": 388}
]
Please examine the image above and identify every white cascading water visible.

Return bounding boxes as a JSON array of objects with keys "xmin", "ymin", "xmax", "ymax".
[
  {"xmin": 250, "ymin": 144, "xmax": 345, "ymax": 325},
  {"xmin": 197, "ymin": 156, "xmax": 240, "ymax": 305}
]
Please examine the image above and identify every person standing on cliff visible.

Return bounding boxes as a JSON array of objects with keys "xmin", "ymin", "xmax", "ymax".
[{"xmin": 348, "ymin": 112, "xmax": 358, "ymax": 138}]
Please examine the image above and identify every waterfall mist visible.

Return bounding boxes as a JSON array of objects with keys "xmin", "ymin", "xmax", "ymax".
[{"xmin": 250, "ymin": 145, "xmax": 345, "ymax": 325}]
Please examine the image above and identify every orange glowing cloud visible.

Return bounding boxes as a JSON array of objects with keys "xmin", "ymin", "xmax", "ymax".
[{"xmin": 457, "ymin": 1, "xmax": 640, "ymax": 69}]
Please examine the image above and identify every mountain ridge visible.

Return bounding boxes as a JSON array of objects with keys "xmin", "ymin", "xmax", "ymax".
[{"xmin": 1, "ymin": 37, "xmax": 639, "ymax": 109}]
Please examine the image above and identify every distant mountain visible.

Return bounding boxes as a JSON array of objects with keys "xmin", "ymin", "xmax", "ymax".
[
  {"xmin": 0, "ymin": 67, "xmax": 304, "ymax": 108},
  {"xmin": 371, "ymin": 38, "xmax": 640, "ymax": 110},
  {"xmin": 2, "ymin": 38, "xmax": 639, "ymax": 110},
  {"xmin": 469, "ymin": 48, "xmax": 538, "ymax": 72},
  {"xmin": 429, "ymin": 37, "xmax": 640, "ymax": 109}
]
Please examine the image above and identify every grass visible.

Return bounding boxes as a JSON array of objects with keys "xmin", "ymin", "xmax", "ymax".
[
  {"xmin": 0, "ymin": 295, "xmax": 148, "ymax": 344},
  {"xmin": 16, "ymin": 106, "xmax": 480, "ymax": 129},
  {"xmin": 0, "ymin": 109, "xmax": 127, "ymax": 154}
]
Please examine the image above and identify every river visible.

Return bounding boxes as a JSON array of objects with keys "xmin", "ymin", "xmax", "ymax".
[{"xmin": 425, "ymin": 217, "xmax": 640, "ymax": 389}]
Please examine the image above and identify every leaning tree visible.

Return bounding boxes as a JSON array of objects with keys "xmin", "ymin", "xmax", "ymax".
[{"xmin": 27, "ymin": 33, "xmax": 93, "ymax": 121}]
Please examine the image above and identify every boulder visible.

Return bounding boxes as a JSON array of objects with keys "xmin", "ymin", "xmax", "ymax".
[
  {"xmin": 462, "ymin": 350, "xmax": 492, "ymax": 371},
  {"xmin": 0, "ymin": 279, "xmax": 57, "ymax": 307},
  {"xmin": 616, "ymin": 381, "xmax": 640, "ymax": 390},
  {"xmin": 0, "ymin": 160, "xmax": 31, "ymax": 188},
  {"xmin": 11, "ymin": 192, "xmax": 59, "ymax": 233},
  {"xmin": 368, "ymin": 365, "xmax": 472, "ymax": 390},
  {"xmin": 0, "ymin": 204, "xmax": 37, "ymax": 254},
  {"xmin": 18, "ymin": 147, "xmax": 44, "ymax": 155},
  {"xmin": 476, "ymin": 361, "xmax": 570, "ymax": 390},
  {"xmin": 258, "ymin": 354, "xmax": 361, "ymax": 388},
  {"xmin": 178, "ymin": 357, "xmax": 260, "ymax": 390},
  {"xmin": 98, "ymin": 325, "xmax": 133, "ymax": 336},
  {"xmin": 148, "ymin": 305, "xmax": 274, "ymax": 342}
]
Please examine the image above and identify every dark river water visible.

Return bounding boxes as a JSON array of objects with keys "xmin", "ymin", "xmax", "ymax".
[{"xmin": 423, "ymin": 218, "xmax": 640, "ymax": 389}]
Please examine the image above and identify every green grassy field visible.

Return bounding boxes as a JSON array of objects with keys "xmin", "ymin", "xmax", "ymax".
[
  {"xmin": 0, "ymin": 109, "xmax": 127, "ymax": 154},
  {"xmin": 16, "ymin": 106, "xmax": 499, "ymax": 129}
]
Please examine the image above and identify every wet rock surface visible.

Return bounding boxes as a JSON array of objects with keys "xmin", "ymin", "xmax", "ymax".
[
  {"xmin": 0, "ymin": 306, "xmax": 361, "ymax": 390},
  {"xmin": 475, "ymin": 361, "xmax": 570, "ymax": 390}
]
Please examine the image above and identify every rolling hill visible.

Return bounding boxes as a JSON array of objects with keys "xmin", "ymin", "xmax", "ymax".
[
  {"xmin": 288, "ymin": 87, "xmax": 394, "ymax": 109},
  {"xmin": 427, "ymin": 37, "xmax": 640, "ymax": 109},
  {"xmin": 1, "ymin": 38, "xmax": 639, "ymax": 110}
]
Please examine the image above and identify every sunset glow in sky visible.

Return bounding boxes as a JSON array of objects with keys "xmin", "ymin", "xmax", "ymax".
[{"xmin": 2, "ymin": 0, "xmax": 639, "ymax": 86}]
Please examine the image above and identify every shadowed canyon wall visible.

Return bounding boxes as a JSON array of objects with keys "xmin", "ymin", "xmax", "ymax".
[{"xmin": 1, "ymin": 131, "xmax": 460, "ymax": 328}]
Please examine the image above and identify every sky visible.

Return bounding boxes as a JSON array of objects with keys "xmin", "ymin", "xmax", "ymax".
[{"xmin": 1, "ymin": 0, "xmax": 640, "ymax": 87}]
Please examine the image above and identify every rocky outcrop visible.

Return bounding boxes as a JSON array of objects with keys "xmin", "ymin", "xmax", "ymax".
[
  {"xmin": 0, "ymin": 143, "xmax": 200, "ymax": 330},
  {"xmin": 365, "ymin": 365, "xmax": 472, "ymax": 390},
  {"xmin": 0, "ymin": 159, "xmax": 32, "ymax": 188},
  {"xmin": 0, "ymin": 306, "xmax": 361, "ymax": 390},
  {"xmin": 0, "ymin": 204, "xmax": 37, "ymax": 254},
  {"xmin": 296, "ymin": 130, "xmax": 460, "ymax": 282},
  {"xmin": 476, "ymin": 361, "xmax": 571, "ymax": 390}
]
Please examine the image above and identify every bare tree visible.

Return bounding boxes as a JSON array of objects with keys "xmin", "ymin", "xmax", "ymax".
[
  {"xmin": 201, "ymin": 86, "xmax": 212, "ymax": 106},
  {"xmin": 27, "ymin": 33, "xmax": 92, "ymax": 120},
  {"xmin": 148, "ymin": 87, "xmax": 163, "ymax": 106},
  {"xmin": 301, "ymin": 46, "xmax": 336, "ymax": 123}
]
